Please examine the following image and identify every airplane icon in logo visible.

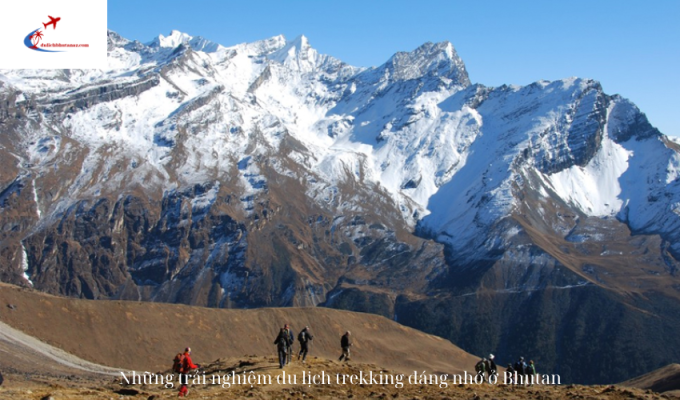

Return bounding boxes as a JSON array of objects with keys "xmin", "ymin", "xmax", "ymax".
[{"xmin": 43, "ymin": 16, "xmax": 61, "ymax": 30}]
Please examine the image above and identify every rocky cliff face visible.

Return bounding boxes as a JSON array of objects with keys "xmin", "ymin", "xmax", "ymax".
[{"xmin": 1, "ymin": 30, "xmax": 679, "ymax": 383}]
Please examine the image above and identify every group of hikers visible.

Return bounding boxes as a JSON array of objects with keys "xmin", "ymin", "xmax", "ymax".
[
  {"xmin": 475, "ymin": 354, "xmax": 537, "ymax": 384},
  {"xmin": 273, "ymin": 325, "xmax": 353, "ymax": 368},
  {"xmin": 273, "ymin": 324, "xmax": 316, "ymax": 368},
  {"xmin": 172, "ymin": 325, "xmax": 351, "ymax": 396},
  {"xmin": 174, "ymin": 330, "xmax": 542, "ymax": 397},
  {"xmin": 507, "ymin": 356, "xmax": 537, "ymax": 384}
]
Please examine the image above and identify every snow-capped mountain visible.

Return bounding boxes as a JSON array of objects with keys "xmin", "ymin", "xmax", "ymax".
[{"xmin": 1, "ymin": 30, "xmax": 679, "ymax": 383}]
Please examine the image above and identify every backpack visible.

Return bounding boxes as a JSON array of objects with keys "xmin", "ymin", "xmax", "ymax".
[
  {"xmin": 475, "ymin": 361, "xmax": 485, "ymax": 373},
  {"xmin": 275, "ymin": 333, "xmax": 288, "ymax": 347},
  {"xmin": 298, "ymin": 331, "xmax": 306, "ymax": 343},
  {"xmin": 173, "ymin": 353, "xmax": 186, "ymax": 373}
]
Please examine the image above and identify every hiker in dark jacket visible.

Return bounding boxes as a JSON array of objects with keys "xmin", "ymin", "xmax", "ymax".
[
  {"xmin": 488, "ymin": 354, "xmax": 497, "ymax": 380},
  {"xmin": 488, "ymin": 354, "xmax": 497, "ymax": 374},
  {"xmin": 284, "ymin": 324, "xmax": 294, "ymax": 365},
  {"xmin": 338, "ymin": 331, "xmax": 352, "ymax": 361},
  {"xmin": 506, "ymin": 363, "xmax": 515, "ymax": 385},
  {"xmin": 475, "ymin": 357, "xmax": 487, "ymax": 380},
  {"xmin": 274, "ymin": 328, "xmax": 290, "ymax": 368},
  {"xmin": 297, "ymin": 326, "xmax": 313, "ymax": 363},
  {"xmin": 514, "ymin": 356, "xmax": 526, "ymax": 376}
]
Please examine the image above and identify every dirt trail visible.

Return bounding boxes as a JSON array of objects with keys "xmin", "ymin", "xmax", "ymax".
[{"xmin": 0, "ymin": 319, "xmax": 119, "ymax": 376}]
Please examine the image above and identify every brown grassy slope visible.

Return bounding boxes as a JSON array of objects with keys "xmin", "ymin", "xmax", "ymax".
[
  {"xmin": 621, "ymin": 363, "xmax": 680, "ymax": 393},
  {"xmin": 0, "ymin": 283, "xmax": 477, "ymax": 375}
]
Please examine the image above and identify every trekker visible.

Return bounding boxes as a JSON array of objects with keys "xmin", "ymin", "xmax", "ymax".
[
  {"xmin": 176, "ymin": 347, "xmax": 200, "ymax": 397},
  {"xmin": 506, "ymin": 363, "xmax": 515, "ymax": 385},
  {"xmin": 274, "ymin": 327, "xmax": 290, "ymax": 368},
  {"xmin": 514, "ymin": 356, "xmax": 526, "ymax": 377},
  {"xmin": 338, "ymin": 331, "xmax": 352, "ymax": 361},
  {"xmin": 475, "ymin": 357, "xmax": 487, "ymax": 381},
  {"xmin": 297, "ymin": 326, "xmax": 313, "ymax": 363},
  {"xmin": 527, "ymin": 360, "xmax": 537, "ymax": 383},
  {"xmin": 488, "ymin": 354, "xmax": 497, "ymax": 377},
  {"xmin": 284, "ymin": 324, "xmax": 295, "ymax": 365}
]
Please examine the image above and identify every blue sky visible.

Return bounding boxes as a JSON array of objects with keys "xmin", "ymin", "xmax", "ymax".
[{"xmin": 109, "ymin": 0, "xmax": 680, "ymax": 137}]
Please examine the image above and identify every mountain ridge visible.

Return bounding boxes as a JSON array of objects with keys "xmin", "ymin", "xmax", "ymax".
[
  {"xmin": 0, "ymin": 30, "xmax": 679, "ymax": 384},
  {"xmin": 0, "ymin": 282, "xmax": 477, "ymax": 374}
]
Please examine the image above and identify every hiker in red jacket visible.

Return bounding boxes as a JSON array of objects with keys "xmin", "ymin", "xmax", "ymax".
[{"xmin": 178, "ymin": 347, "xmax": 200, "ymax": 397}]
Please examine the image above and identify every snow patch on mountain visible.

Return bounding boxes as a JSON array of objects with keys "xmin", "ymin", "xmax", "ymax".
[
  {"xmin": 21, "ymin": 243, "xmax": 33, "ymax": 286},
  {"xmin": 616, "ymin": 135, "xmax": 680, "ymax": 246},
  {"xmin": 667, "ymin": 152, "xmax": 680, "ymax": 185},
  {"xmin": 32, "ymin": 179, "xmax": 41, "ymax": 218},
  {"xmin": 545, "ymin": 112, "xmax": 630, "ymax": 216},
  {"xmin": 191, "ymin": 182, "xmax": 220, "ymax": 211}
]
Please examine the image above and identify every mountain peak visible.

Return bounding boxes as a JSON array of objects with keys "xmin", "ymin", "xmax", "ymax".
[
  {"xmin": 148, "ymin": 30, "xmax": 222, "ymax": 53},
  {"xmin": 290, "ymin": 34, "xmax": 310, "ymax": 50},
  {"xmin": 383, "ymin": 40, "xmax": 470, "ymax": 85},
  {"xmin": 269, "ymin": 34, "xmax": 312, "ymax": 59},
  {"xmin": 151, "ymin": 30, "xmax": 192, "ymax": 48},
  {"xmin": 267, "ymin": 34, "xmax": 324, "ymax": 72},
  {"xmin": 107, "ymin": 29, "xmax": 131, "ymax": 51},
  {"xmin": 430, "ymin": 40, "xmax": 456, "ymax": 59}
]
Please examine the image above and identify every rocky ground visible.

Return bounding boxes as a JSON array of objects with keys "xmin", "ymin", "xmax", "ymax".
[{"xmin": 1, "ymin": 356, "xmax": 677, "ymax": 400}]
